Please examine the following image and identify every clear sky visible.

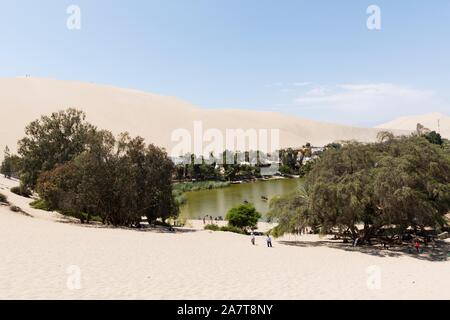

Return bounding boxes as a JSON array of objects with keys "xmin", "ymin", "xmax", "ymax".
[{"xmin": 1, "ymin": 0, "xmax": 449, "ymax": 126}]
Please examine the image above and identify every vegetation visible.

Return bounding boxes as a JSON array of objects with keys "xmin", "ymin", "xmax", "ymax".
[
  {"xmin": 173, "ymin": 181, "xmax": 230, "ymax": 193},
  {"xmin": 172, "ymin": 181, "xmax": 231, "ymax": 206},
  {"xmin": 30, "ymin": 199, "xmax": 52, "ymax": 211},
  {"xmin": 269, "ymin": 135, "xmax": 450, "ymax": 244},
  {"xmin": 204, "ymin": 223, "xmax": 247, "ymax": 235},
  {"xmin": 10, "ymin": 206, "xmax": 22, "ymax": 213},
  {"xmin": 219, "ymin": 225, "xmax": 248, "ymax": 234},
  {"xmin": 17, "ymin": 109, "xmax": 179, "ymax": 227},
  {"xmin": 0, "ymin": 193, "xmax": 8, "ymax": 204},
  {"xmin": 36, "ymin": 132, "xmax": 178, "ymax": 226},
  {"xmin": 268, "ymin": 187, "xmax": 311, "ymax": 238},
  {"xmin": 424, "ymin": 131, "xmax": 444, "ymax": 146},
  {"xmin": 172, "ymin": 189, "xmax": 187, "ymax": 206},
  {"xmin": 0, "ymin": 146, "xmax": 22, "ymax": 179},
  {"xmin": 18, "ymin": 108, "xmax": 94, "ymax": 189},
  {"xmin": 174, "ymin": 159, "xmax": 262, "ymax": 182},
  {"xmin": 204, "ymin": 224, "xmax": 221, "ymax": 231},
  {"xmin": 174, "ymin": 146, "xmax": 318, "ymax": 181},
  {"xmin": 226, "ymin": 203, "xmax": 261, "ymax": 231},
  {"xmin": 10, "ymin": 185, "xmax": 32, "ymax": 198}
]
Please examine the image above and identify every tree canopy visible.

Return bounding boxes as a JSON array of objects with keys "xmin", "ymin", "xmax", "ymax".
[
  {"xmin": 269, "ymin": 136, "xmax": 450, "ymax": 242},
  {"xmin": 1, "ymin": 146, "xmax": 22, "ymax": 179},
  {"xmin": 19, "ymin": 109, "xmax": 178, "ymax": 227},
  {"xmin": 226, "ymin": 203, "xmax": 261, "ymax": 230},
  {"xmin": 18, "ymin": 108, "xmax": 94, "ymax": 189}
]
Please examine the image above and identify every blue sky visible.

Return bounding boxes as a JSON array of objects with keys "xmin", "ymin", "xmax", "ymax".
[{"xmin": 1, "ymin": 0, "xmax": 449, "ymax": 126}]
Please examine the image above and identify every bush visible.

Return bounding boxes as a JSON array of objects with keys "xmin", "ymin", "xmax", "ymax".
[
  {"xmin": 269, "ymin": 136, "xmax": 450, "ymax": 241},
  {"xmin": 279, "ymin": 165, "xmax": 293, "ymax": 175},
  {"xmin": 34, "ymin": 131, "xmax": 179, "ymax": 227},
  {"xmin": 10, "ymin": 206, "xmax": 22, "ymax": 213},
  {"xmin": 219, "ymin": 225, "xmax": 247, "ymax": 235},
  {"xmin": 30, "ymin": 199, "xmax": 52, "ymax": 211},
  {"xmin": 225, "ymin": 203, "xmax": 261, "ymax": 230},
  {"xmin": 0, "ymin": 193, "xmax": 8, "ymax": 204},
  {"xmin": 10, "ymin": 185, "xmax": 32, "ymax": 198},
  {"xmin": 172, "ymin": 189, "xmax": 187, "ymax": 206},
  {"xmin": 204, "ymin": 223, "xmax": 247, "ymax": 235},
  {"xmin": 204, "ymin": 224, "xmax": 220, "ymax": 231},
  {"xmin": 173, "ymin": 181, "xmax": 230, "ymax": 193}
]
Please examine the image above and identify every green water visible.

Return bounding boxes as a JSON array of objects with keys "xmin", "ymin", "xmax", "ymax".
[{"xmin": 180, "ymin": 178, "xmax": 304, "ymax": 219}]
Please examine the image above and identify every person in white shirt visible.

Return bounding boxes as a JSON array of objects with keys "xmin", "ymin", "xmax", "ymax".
[{"xmin": 266, "ymin": 235, "xmax": 273, "ymax": 248}]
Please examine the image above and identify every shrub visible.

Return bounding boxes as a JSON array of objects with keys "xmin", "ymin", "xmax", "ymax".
[
  {"xmin": 0, "ymin": 193, "xmax": 8, "ymax": 204},
  {"xmin": 219, "ymin": 225, "xmax": 247, "ymax": 235},
  {"xmin": 269, "ymin": 136, "xmax": 450, "ymax": 242},
  {"xmin": 204, "ymin": 224, "xmax": 220, "ymax": 231},
  {"xmin": 279, "ymin": 165, "xmax": 293, "ymax": 175},
  {"xmin": 30, "ymin": 199, "xmax": 52, "ymax": 211},
  {"xmin": 172, "ymin": 189, "xmax": 187, "ymax": 206},
  {"xmin": 10, "ymin": 185, "xmax": 32, "ymax": 198},
  {"xmin": 204, "ymin": 223, "xmax": 247, "ymax": 234},
  {"xmin": 225, "ymin": 203, "xmax": 261, "ymax": 230},
  {"xmin": 10, "ymin": 206, "xmax": 22, "ymax": 213},
  {"xmin": 173, "ymin": 181, "xmax": 230, "ymax": 193}
]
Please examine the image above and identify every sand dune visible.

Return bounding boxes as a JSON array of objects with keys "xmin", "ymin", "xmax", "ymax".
[
  {"xmin": 0, "ymin": 77, "xmax": 406, "ymax": 156},
  {"xmin": 377, "ymin": 112, "xmax": 450, "ymax": 139},
  {"xmin": 0, "ymin": 175, "xmax": 449, "ymax": 300}
]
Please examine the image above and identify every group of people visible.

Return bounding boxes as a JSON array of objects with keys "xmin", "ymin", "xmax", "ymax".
[
  {"xmin": 250, "ymin": 232, "xmax": 273, "ymax": 248},
  {"xmin": 353, "ymin": 235, "xmax": 435, "ymax": 254},
  {"xmin": 202, "ymin": 215, "xmax": 223, "ymax": 225}
]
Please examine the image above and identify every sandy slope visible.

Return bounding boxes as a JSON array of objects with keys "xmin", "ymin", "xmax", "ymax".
[
  {"xmin": 0, "ymin": 77, "xmax": 406, "ymax": 156},
  {"xmin": 377, "ymin": 112, "xmax": 450, "ymax": 139},
  {"xmin": 0, "ymin": 176, "xmax": 449, "ymax": 300}
]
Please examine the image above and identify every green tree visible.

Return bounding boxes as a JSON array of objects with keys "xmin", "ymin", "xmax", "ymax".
[
  {"xmin": 424, "ymin": 131, "xmax": 443, "ymax": 146},
  {"xmin": 268, "ymin": 136, "xmax": 450, "ymax": 242},
  {"xmin": 36, "ymin": 130, "xmax": 179, "ymax": 227},
  {"xmin": 18, "ymin": 108, "xmax": 94, "ymax": 189},
  {"xmin": 1, "ymin": 147, "xmax": 23, "ymax": 179},
  {"xmin": 268, "ymin": 186, "xmax": 311, "ymax": 237},
  {"xmin": 1, "ymin": 146, "xmax": 12, "ymax": 178},
  {"xmin": 226, "ymin": 203, "xmax": 261, "ymax": 230}
]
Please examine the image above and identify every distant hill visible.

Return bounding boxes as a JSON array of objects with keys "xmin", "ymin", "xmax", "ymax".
[
  {"xmin": 0, "ymin": 77, "xmax": 406, "ymax": 156},
  {"xmin": 376, "ymin": 112, "xmax": 450, "ymax": 139}
]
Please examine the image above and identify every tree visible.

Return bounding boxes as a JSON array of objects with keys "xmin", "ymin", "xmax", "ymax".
[
  {"xmin": 36, "ymin": 161, "xmax": 82, "ymax": 216},
  {"xmin": 268, "ymin": 186, "xmax": 311, "ymax": 237},
  {"xmin": 377, "ymin": 131, "xmax": 394, "ymax": 143},
  {"xmin": 18, "ymin": 108, "xmax": 94, "ymax": 189},
  {"xmin": 268, "ymin": 136, "xmax": 450, "ymax": 243},
  {"xmin": 0, "ymin": 147, "xmax": 22, "ymax": 179},
  {"xmin": 1, "ymin": 146, "xmax": 12, "ymax": 178},
  {"xmin": 424, "ymin": 131, "xmax": 443, "ymax": 146},
  {"xmin": 226, "ymin": 203, "xmax": 261, "ymax": 230},
  {"xmin": 36, "ymin": 130, "xmax": 179, "ymax": 226}
]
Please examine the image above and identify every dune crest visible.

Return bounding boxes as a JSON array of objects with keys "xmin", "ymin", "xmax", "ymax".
[
  {"xmin": 0, "ymin": 77, "xmax": 406, "ymax": 155},
  {"xmin": 377, "ymin": 112, "xmax": 450, "ymax": 138}
]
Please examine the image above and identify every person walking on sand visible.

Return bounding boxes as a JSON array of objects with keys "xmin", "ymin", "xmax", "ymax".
[
  {"xmin": 415, "ymin": 239, "xmax": 421, "ymax": 253},
  {"xmin": 250, "ymin": 232, "xmax": 256, "ymax": 246},
  {"xmin": 266, "ymin": 234, "xmax": 273, "ymax": 248}
]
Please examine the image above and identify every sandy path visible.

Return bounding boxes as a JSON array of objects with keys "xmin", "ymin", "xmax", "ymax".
[
  {"xmin": 0, "ymin": 203, "xmax": 449, "ymax": 300},
  {"xmin": 1, "ymin": 177, "xmax": 449, "ymax": 300}
]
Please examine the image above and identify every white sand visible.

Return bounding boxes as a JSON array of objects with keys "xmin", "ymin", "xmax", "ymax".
[
  {"xmin": 0, "ymin": 77, "xmax": 409, "ymax": 157},
  {"xmin": 0, "ymin": 177, "xmax": 449, "ymax": 300}
]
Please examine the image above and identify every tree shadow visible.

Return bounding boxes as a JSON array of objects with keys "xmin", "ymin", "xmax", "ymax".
[
  {"xmin": 279, "ymin": 239, "xmax": 450, "ymax": 262},
  {"xmin": 56, "ymin": 218, "xmax": 199, "ymax": 234}
]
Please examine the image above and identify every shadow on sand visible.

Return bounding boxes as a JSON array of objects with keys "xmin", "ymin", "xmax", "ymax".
[
  {"xmin": 56, "ymin": 218, "xmax": 199, "ymax": 234},
  {"xmin": 279, "ymin": 239, "xmax": 449, "ymax": 262}
]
